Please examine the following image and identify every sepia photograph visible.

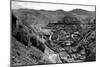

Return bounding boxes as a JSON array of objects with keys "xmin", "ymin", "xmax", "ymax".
[{"xmin": 11, "ymin": 0, "xmax": 96, "ymax": 66}]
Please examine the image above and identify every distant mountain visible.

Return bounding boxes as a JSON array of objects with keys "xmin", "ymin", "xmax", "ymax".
[{"xmin": 70, "ymin": 9, "xmax": 95, "ymax": 16}]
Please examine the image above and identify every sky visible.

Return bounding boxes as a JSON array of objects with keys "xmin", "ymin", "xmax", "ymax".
[{"xmin": 12, "ymin": 1, "xmax": 95, "ymax": 11}]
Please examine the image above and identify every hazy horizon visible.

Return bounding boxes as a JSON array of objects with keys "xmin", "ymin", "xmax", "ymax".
[{"xmin": 12, "ymin": 1, "xmax": 95, "ymax": 12}]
